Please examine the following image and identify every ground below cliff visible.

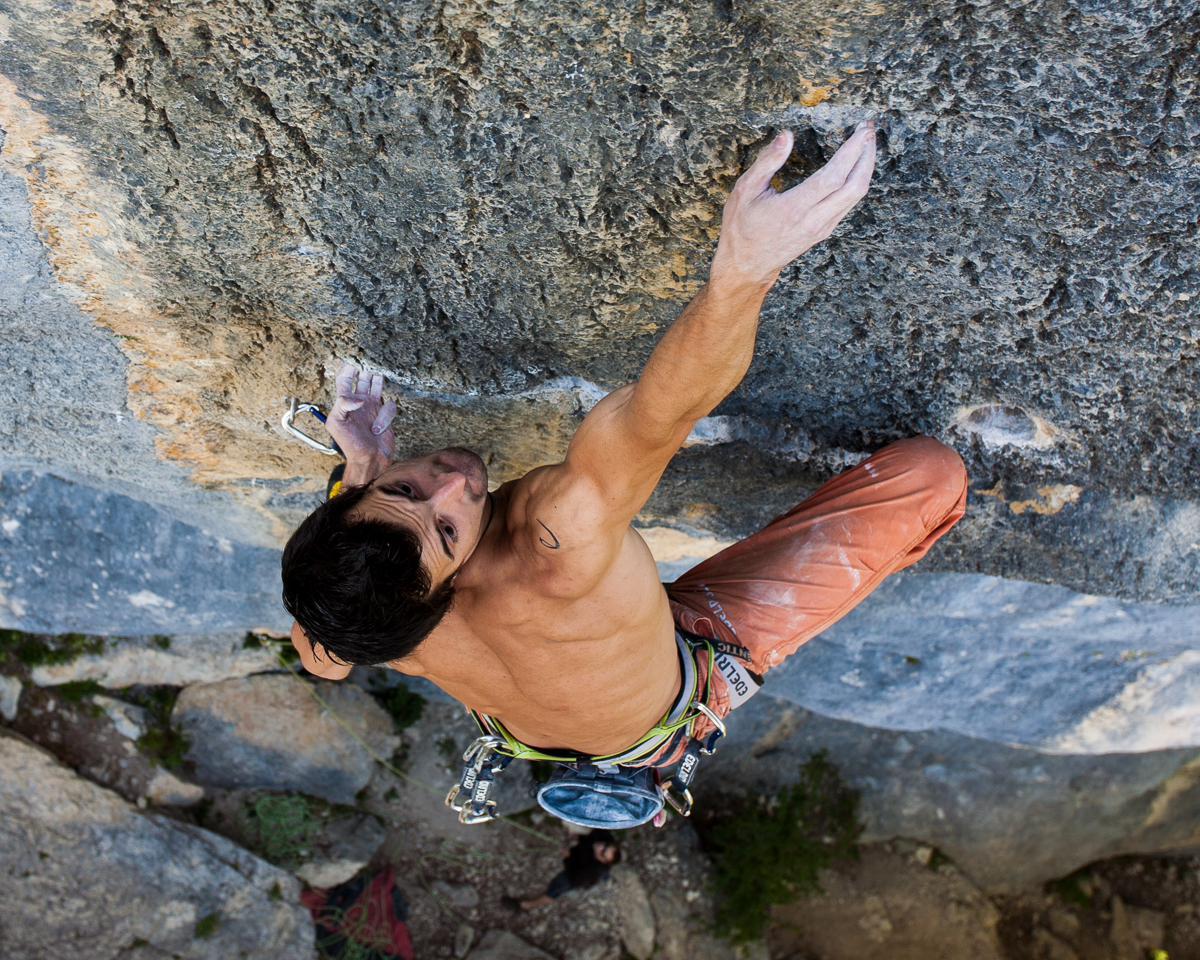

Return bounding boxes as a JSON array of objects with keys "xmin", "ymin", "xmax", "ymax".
[{"xmin": 3, "ymin": 634, "xmax": 1197, "ymax": 960}]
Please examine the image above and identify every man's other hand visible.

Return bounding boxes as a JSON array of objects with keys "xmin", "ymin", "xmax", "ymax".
[
  {"xmin": 290, "ymin": 620, "xmax": 354, "ymax": 680},
  {"xmin": 711, "ymin": 121, "xmax": 876, "ymax": 289},
  {"xmin": 328, "ymin": 362, "xmax": 398, "ymax": 485}
]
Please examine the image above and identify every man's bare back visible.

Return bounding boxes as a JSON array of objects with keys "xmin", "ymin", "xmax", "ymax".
[{"xmin": 288, "ymin": 123, "xmax": 878, "ymax": 756}]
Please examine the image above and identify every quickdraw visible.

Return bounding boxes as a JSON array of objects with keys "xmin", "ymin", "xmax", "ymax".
[
  {"xmin": 444, "ymin": 735, "xmax": 513, "ymax": 824},
  {"xmin": 281, "ymin": 398, "xmax": 342, "ymax": 457}
]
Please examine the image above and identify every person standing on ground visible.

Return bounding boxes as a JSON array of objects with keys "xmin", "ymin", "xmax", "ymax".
[
  {"xmin": 281, "ymin": 121, "xmax": 968, "ymax": 826},
  {"xmin": 501, "ymin": 830, "xmax": 621, "ymax": 912}
]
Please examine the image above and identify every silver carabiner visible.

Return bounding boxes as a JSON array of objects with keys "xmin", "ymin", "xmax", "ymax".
[
  {"xmin": 281, "ymin": 398, "xmax": 340, "ymax": 456},
  {"xmin": 458, "ymin": 799, "xmax": 499, "ymax": 825},
  {"xmin": 690, "ymin": 701, "xmax": 727, "ymax": 753},
  {"xmin": 461, "ymin": 735, "xmax": 506, "ymax": 765},
  {"xmin": 662, "ymin": 778, "xmax": 694, "ymax": 817}
]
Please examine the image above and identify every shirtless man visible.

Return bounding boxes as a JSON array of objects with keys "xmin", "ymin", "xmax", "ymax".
[{"xmin": 282, "ymin": 121, "xmax": 968, "ymax": 826}]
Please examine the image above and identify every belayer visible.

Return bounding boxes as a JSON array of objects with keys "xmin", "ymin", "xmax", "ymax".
[{"xmin": 282, "ymin": 122, "xmax": 967, "ymax": 829}]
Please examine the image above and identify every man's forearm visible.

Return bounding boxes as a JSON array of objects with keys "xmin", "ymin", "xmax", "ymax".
[
  {"xmin": 342, "ymin": 454, "xmax": 392, "ymax": 488},
  {"xmin": 629, "ymin": 273, "xmax": 774, "ymax": 438}
]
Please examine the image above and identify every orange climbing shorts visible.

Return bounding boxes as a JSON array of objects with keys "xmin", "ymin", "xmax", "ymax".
[{"xmin": 653, "ymin": 435, "xmax": 968, "ymax": 759}]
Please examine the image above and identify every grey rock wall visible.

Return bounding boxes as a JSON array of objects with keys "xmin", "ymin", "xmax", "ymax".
[
  {"xmin": 0, "ymin": 0, "xmax": 1196, "ymax": 600},
  {"xmin": 704, "ymin": 693, "xmax": 1200, "ymax": 890},
  {"xmin": 1, "ymin": 0, "xmax": 1199, "ymax": 909},
  {"xmin": 0, "ymin": 729, "xmax": 315, "ymax": 959}
]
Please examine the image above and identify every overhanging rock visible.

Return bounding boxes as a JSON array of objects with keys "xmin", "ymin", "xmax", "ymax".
[{"xmin": 0, "ymin": 0, "xmax": 1195, "ymax": 602}]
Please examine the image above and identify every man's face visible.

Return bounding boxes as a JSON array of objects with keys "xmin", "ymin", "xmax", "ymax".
[
  {"xmin": 354, "ymin": 446, "xmax": 490, "ymax": 586},
  {"xmin": 593, "ymin": 842, "xmax": 619, "ymax": 865}
]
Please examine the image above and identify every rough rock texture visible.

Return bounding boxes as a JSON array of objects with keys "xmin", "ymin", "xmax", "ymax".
[
  {"xmin": 1, "ymin": 0, "xmax": 1199, "ymax": 913},
  {"xmin": 293, "ymin": 812, "xmax": 387, "ymax": 888},
  {"xmin": 768, "ymin": 571, "xmax": 1200, "ymax": 753},
  {"xmin": 0, "ymin": 0, "xmax": 1197, "ymax": 602},
  {"xmin": 173, "ymin": 673, "xmax": 399, "ymax": 803},
  {"xmin": 465, "ymin": 931, "xmax": 556, "ymax": 960},
  {"xmin": 0, "ymin": 729, "xmax": 314, "ymax": 960},
  {"xmin": 768, "ymin": 842, "xmax": 1006, "ymax": 960},
  {"xmin": 31, "ymin": 630, "xmax": 279, "ymax": 688},
  {"xmin": 611, "ymin": 864, "xmax": 656, "ymax": 960},
  {"xmin": 705, "ymin": 692, "xmax": 1200, "ymax": 890}
]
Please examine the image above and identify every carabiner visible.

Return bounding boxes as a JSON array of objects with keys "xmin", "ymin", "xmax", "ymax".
[
  {"xmin": 281, "ymin": 398, "xmax": 341, "ymax": 456},
  {"xmin": 662, "ymin": 778, "xmax": 694, "ymax": 817},
  {"xmin": 688, "ymin": 701, "xmax": 727, "ymax": 754}
]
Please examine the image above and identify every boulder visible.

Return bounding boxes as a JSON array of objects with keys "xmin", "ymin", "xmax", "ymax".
[
  {"xmin": 0, "ymin": 672, "xmax": 20, "ymax": 719},
  {"xmin": 464, "ymin": 930, "xmax": 555, "ymax": 960},
  {"xmin": 294, "ymin": 813, "xmax": 387, "ymax": 889},
  {"xmin": 430, "ymin": 879, "xmax": 481, "ymax": 910},
  {"xmin": 173, "ymin": 674, "xmax": 399, "ymax": 804},
  {"xmin": 0, "ymin": 729, "xmax": 313, "ymax": 959},
  {"xmin": 32, "ymin": 632, "xmax": 279, "ymax": 689},
  {"xmin": 145, "ymin": 769, "xmax": 205, "ymax": 807},
  {"xmin": 92, "ymin": 694, "xmax": 148, "ymax": 739},
  {"xmin": 611, "ymin": 864, "xmax": 656, "ymax": 960},
  {"xmin": 768, "ymin": 843, "xmax": 1004, "ymax": 960}
]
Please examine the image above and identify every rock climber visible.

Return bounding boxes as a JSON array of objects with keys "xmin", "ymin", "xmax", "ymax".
[
  {"xmin": 500, "ymin": 830, "xmax": 621, "ymax": 912},
  {"xmin": 281, "ymin": 121, "xmax": 968, "ymax": 827}
]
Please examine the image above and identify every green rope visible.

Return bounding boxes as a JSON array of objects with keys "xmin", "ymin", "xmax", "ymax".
[{"xmin": 246, "ymin": 794, "xmax": 317, "ymax": 866}]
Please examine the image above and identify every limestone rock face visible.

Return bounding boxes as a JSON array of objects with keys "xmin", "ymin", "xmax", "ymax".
[
  {"xmin": 173, "ymin": 674, "xmax": 399, "ymax": 803},
  {"xmin": 0, "ymin": 0, "xmax": 1196, "ymax": 603},
  {"xmin": 706, "ymin": 692, "xmax": 1200, "ymax": 890},
  {"xmin": 0, "ymin": 729, "xmax": 314, "ymax": 960},
  {"xmin": 766, "ymin": 572, "xmax": 1200, "ymax": 754}
]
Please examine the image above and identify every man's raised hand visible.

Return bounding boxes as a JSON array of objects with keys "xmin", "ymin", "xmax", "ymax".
[
  {"xmin": 328, "ymin": 362, "xmax": 397, "ymax": 482},
  {"xmin": 711, "ymin": 121, "xmax": 876, "ymax": 289}
]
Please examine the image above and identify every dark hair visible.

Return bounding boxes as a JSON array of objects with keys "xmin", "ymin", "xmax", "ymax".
[
  {"xmin": 281, "ymin": 483, "xmax": 454, "ymax": 665},
  {"xmin": 584, "ymin": 829, "xmax": 621, "ymax": 863}
]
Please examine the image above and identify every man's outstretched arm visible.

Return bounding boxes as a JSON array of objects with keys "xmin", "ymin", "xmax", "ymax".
[{"xmin": 552, "ymin": 122, "xmax": 878, "ymax": 530}]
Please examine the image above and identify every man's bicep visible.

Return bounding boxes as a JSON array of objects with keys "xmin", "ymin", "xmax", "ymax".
[{"xmin": 560, "ymin": 383, "xmax": 693, "ymax": 523}]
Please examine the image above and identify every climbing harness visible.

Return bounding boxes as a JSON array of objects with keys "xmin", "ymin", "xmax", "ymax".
[{"xmin": 445, "ymin": 629, "xmax": 753, "ymax": 829}]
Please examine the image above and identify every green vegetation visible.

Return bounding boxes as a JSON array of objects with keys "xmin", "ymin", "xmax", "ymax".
[
  {"xmin": 128, "ymin": 939, "xmax": 149, "ymax": 950},
  {"xmin": 436, "ymin": 735, "xmax": 459, "ymax": 761},
  {"xmin": 699, "ymin": 750, "xmax": 862, "ymax": 943},
  {"xmin": 124, "ymin": 687, "xmax": 190, "ymax": 769},
  {"xmin": 152, "ymin": 635, "xmax": 171, "ymax": 650},
  {"xmin": 0, "ymin": 629, "xmax": 104, "ymax": 667},
  {"xmin": 1047, "ymin": 868, "xmax": 1093, "ymax": 909},
  {"xmin": 244, "ymin": 631, "xmax": 301, "ymax": 665},
  {"xmin": 239, "ymin": 793, "xmax": 319, "ymax": 867},
  {"xmin": 194, "ymin": 912, "xmax": 221, "ymax": 938},
  {"xmin": 55, "ymin": 679, "xmax": 106, "ymax": 704},
  {"xmin": 373, "ymin": 683, "xmax": 426, "ymax": 731},
  {"xmin": 268, "ymin": 881, "xmax": 283, "ymax": 901}
]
